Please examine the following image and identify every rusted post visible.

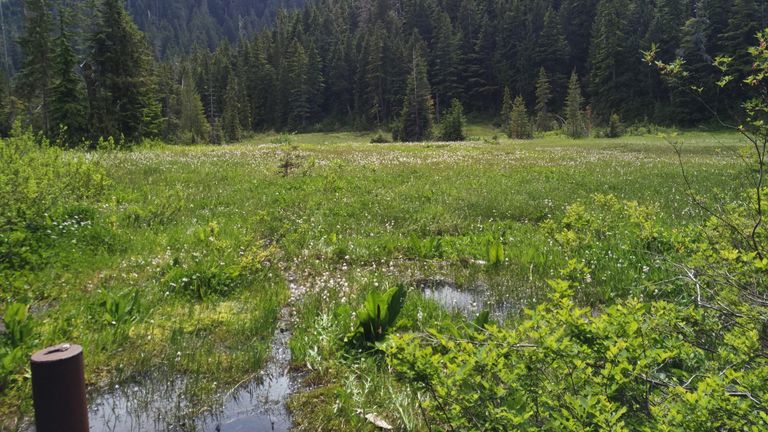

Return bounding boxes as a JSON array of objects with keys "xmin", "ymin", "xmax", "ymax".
[{"xmin": 30, "ymin": 343, "xmax": 89, "ymax": 432}]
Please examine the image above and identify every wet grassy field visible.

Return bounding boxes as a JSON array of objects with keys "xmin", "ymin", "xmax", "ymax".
[{"xmin": 0, "ymin": 128, "xmax": 747, "ymax": 430}]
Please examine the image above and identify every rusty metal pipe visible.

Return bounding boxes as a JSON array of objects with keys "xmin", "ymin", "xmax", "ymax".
[{"xmin": 30, "ymin": 343, "xmax": 89, "ymax": 432}]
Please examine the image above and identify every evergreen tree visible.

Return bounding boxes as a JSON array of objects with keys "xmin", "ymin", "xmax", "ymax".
[
  {"xmin": 286, "ymin": 41, "xmax": 309, "ymax": 130},
  {"xmin": 534, "ymin": 68, "xmax": 553, "ymax": 132},
  {"xmin": 508, "ymin": 95, "xmax": 532, "ymax": 139},
  {"xmin": 430, "ymin": 9, "xmax": 461, "ymax": 118},
  {"xmin": 362, "ymin": 28, "xmax": 386, "ymax": 126},
  {"xmin": 535, "ymin": 8, "xmax": 570, "ymax": 107},
  {"xmin": 564, "ymin": 71, "xmax": 587, "ymax": 138},
  {"xmin": 88, "ymin": 0, "xmax": 157, "ymax": 144},
  {"xmin": 17, "ymin": 0, "xmax": 54, "ymax": 135},
  {"xmin": 221, "ymin": 74, "xmax": 241, "ymax": 142},
  {"xmin": 51, "ymin": 9, "xmax": 87, "ymax": 147},
  {"xmin": 675, "ymin": 1, "xmax": 717, "ymax": 123},
  {"xmin": 719, "ymin": 0, "xmax": 765, "ymax": 84},
  {"xmin": 560, "ymin": 0, "xmax": 600, "ymax": 75},
  {"xmin": 438, "ymin": 98, "xmax": 465, "ymax": 141},
  {"xmin": 0, "ymin": 72, "xmax": 8, "ymax": 137},
  {"xmin": 396, "ymin": 38, "xmax": 432, "ymax": 142},
  {"xmin": 305, "ymin": 41, "xmax": 324, "ymax": 123},
  {"xmin": 588, "ymin": 0, "xmax": 635, "ymax": 120},
  {"xmin": 178, "ymin": 69, "xmax": 210, "ymax": 143},
  {"xmin": 500, "ymin": 86, "xmax": 513, "ymax": 130}
]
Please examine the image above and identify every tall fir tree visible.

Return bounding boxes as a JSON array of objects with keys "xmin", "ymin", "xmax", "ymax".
[
  {"xmin": 675, "ymin": 1, "xmax": 717, "ymax": 123},
  {"xmin": 508, "ymin": 95, "xmax": 532, "ymax": 139},
  {"xmin": 286, "ymin": 41, "xmax": 309, "ymax": 130},
  {"xmin": 500, "ymin": 86, "xmax": 514, "ymax": 130},
  {"xmin": 438, "ymin": 98, "xmax": 465, "ymax": 141},
  {"xmin": 534, "ymin": 68, "xmax": 553, "ymax": 132},
  {"xmin": 430, "ymin": 9, "xmax": 461, "ymax": 119},
  {"xmin": 178, "ymin": 69, "xmax": 210, "ymax": 143},
  {"xmin": 535, "ymin": 8, "xmax": 570, "ymax": 108},
  {"xmin": 17, "ymin": 0, "xmax": 54, "ymax": 136},
  {"xmin": 396, "ymin": 37, "xmax": 432, "ymax": 142},
  {"xmin": 221, "ymin": 73, "xmax": 241, "ymax": 142},
  {"xmin": 51, "ymin": 9, "xmax": 87, "ymax": 147},
  {"xmin": 564, "ymin": 71, "xmax": 587, "ymax": 138},
  {"xmin": 588, "ymin": 0, "xmax": 636, "ymax": 120},
  {"xmin": 88, "ymin": 0, "xmax": 158, "ymax": 144}
]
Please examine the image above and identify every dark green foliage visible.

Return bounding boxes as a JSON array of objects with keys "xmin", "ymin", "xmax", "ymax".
[
  {"xmin": 17, "ymin": 0, "xmax": 54, "ymax": 135},
  {"xmin": 5, "ymin": 0, "xmax": 768, "ymax": 140},
  {"xmin": 606, "ymin": 113, "xmax": 623, "ymax": 137},
  {"xmin": 534, "ymin": 68, "xmax": 553, "ymax": 131},
  {"xmin": 221, "ymin": 73, "xmax": 241, "ymax": 142},
  {"xmin": 500, "ymin": 86, "xmax": 513, "ymax": 130},
  {"xmin": 438, "ymin": 99, "xmax": 465, "ymax": 141},
  {"xmin": 178, "ymin": 70, "xmax": 210, "ymax": 144},
  {"xmin": 349, "ymin": 285, "xmax": 407, "ymax": 347},
  {"xmin": 395, "ymin": 41, "xmax": 432, "ymax": 142},
  {"xmin": 564, "ymin": 71, "xmax": 587, "ymax": 138},
  {"xmin": 88, "ymin": 0, "xmax": 157, "ymax": 144},
  {"xmin": 508, "ymin": 95, "xmax": 532, "ymax": 139},
  {"xmin": 50, "ymin": 10, "xmax": 87, "ymax": 147}
]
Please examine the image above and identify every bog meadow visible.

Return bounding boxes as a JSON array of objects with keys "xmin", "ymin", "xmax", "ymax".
[{"xmin": 1, "ymin": 0, "xmax": 768, "ymax": 431}]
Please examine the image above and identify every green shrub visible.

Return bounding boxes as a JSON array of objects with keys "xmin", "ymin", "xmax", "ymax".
[
  {"xmin": 349, "ymin": 285, "xmax": 407, "ymax": 347},
  {"xmin": 385, "ymin": 188, "xmax": 768, "ymax": 431},
  {"xmin": 438, "ymin": 99, "xmax": 466, "ymax": 142},
  {"xmin": 508, "ymin": 95, "xmax": 533, "ymax": 139},
  {"xmin": 0, "ymin": 123, "xmax": 109, "ymax": 272}
]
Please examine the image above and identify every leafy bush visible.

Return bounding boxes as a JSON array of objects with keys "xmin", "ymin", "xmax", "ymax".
[
  {"xmin": 385, "ymin": 187, "xmax": 768, "ymax": 431},
  {"xmin": 349, "ymin": 285, "xmax": 407, "ymax": 347},
  {"xmin": 370, "ymin": 132, "xmax": 391, "ymax": 144},
  {"xmin": 0, "ymin": 123, "xmax": 109, "ymax": 272},
  {"xmin": 2, "ymin": 303, "xmax": 33, "ymax": 348}
]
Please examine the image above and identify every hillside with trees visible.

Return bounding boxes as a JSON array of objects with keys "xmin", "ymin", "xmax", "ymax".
[{"xmin": 2, "ymin": 0, "xmax": 766, "ymax": 145}]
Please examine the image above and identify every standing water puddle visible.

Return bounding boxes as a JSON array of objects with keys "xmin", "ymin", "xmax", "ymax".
[
  {"xmin": 413, "ymin": 278, "xmax": 516, "ymax": 320},
  {"xmin": 88, "ymin": 274, "xmax": 302, "ymax": 432}
]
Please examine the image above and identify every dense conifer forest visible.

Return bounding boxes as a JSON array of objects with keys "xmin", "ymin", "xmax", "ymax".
[{"xmin": 2, "ymin": 0, "xmax": 766, "ymax": 144}]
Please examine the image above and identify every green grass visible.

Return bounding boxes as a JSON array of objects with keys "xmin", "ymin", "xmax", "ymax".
[{"xmin": 0, "ymin": 127, "xmax": 750, "ymax": 429}]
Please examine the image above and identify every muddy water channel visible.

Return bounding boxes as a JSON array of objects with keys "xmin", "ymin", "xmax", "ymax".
[
  {"xmin": 88, "ymin": 311, "xmax": 294, "ymax": 432},
  {"xmin": 88, "ymin": 271, "xmax": 303, "ymax": 432},
  {"xmin": 86, "ymin": 274, "xmax": 517, "ymax": 431}
]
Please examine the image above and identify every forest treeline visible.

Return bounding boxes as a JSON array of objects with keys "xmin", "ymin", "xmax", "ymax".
[{"xmin": 2, "ymin": 0, "xmax": 767, "ymax": 145}]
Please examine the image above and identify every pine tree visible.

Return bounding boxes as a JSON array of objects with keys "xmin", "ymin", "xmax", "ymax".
[
  {"xmin": 17, "ymin": 0, "xmax": 54, "ymax": 135},
  {"xmin": 564, "ymin": 71, "xmax": 587, "ymax": 138},
  {"xmin": 178, "ymin": 69, "xmax": 210, "ymax": 143},
  {"xmin": 500, "ymin": 86, "xmax": 514, "ymax": 130},
  {"xmin": 0, "ymin": 72, "xmax": 9, "ymax": 137},
  {"xmin": 221, "ymin": 74, "xmax": 241, "ymax": 142},
  {"xmin": 675, "ymin": 1, "xmax": 717, "ymax": 123},
  {"xmin": 51, "ymin": 9, "xmax": 87, "ymax": 147},
  {"xmin": 508, "ymin": 95, "xmax": 532, "ymax": 139},
  {"xmin": 535, "ymin": 8, "xmax": 570, "ymax": 108},
  {"xmin": 719, "ymin": 0, "xmax": 764, "ymax": 82},
  {"xmin": 439, "ymin": 99, "xmax": 465, "ymax": 141},
  {"xmin": 588, "ymin": 0, "xmax": 635, "ymax": 120},
  {"xmin": 396, "ymin": 38, "xmax": 432, "ymax": 142},
  {"xmin": 534, "ymin": 68, "xmax": 553, "ymax": 132},
  {"xmin": 286, "ymin": 41, "xmax": 309, "ymax": 130},
  {"xmin": 430, "ymin": 10, "xmax": 461, "ymax": 119},
  {"xmin": 88, "ymin": 0, "xmax": 157, "ymax": 144},
  {"xmin": 305, "ymin": 41, "xmax": 325, "ymax": 123}
]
